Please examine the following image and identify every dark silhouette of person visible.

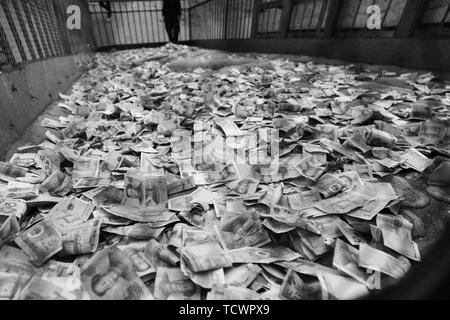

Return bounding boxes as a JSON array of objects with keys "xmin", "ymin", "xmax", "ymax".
[
  {"xmin": 99, "ymin": 1, "xmax": 112, "ymax": 23},
  {"xmin": 163, "ymin": 0, "xmax": 181, "ymax": 43}
]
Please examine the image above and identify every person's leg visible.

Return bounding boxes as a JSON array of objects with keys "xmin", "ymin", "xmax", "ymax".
[
  {"xmin": 99, "ymin": 1, "xmax": 112, "ymax": 19},
  {"xmin": 164, "ymin": 17, "xmax": 173, "ymax": 42},
  {"xmin": 173, "ymin": 18, "xmax": 180, "ymax": 43}
]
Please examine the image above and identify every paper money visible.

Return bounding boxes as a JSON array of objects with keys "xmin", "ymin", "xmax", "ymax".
[
  {"xmin": 117, "ymin": 242, "xmax": 156, "ymax": 277},
  {"xmin": 47, "ymin": 196, "xmax": 94, "ymax": 230},
  {"xmin": 228, "ymin": 246, "xmax": 300, "ymax": 264},
  {"xmin": 154, "ymin": 267, "xmax": 200, "ymax": 300},
  {"xmin": 37, "ymin": 150, "xmax": 62, "ymax": 179},
  {"xmin": 225, "ymin": 264, "xmax": 262, "ymax": 287},
  {"xmin": 167, "ymin": 177, "xmax": 196, "ymax": 196},
  {"xmin": 0, "ymin": 272, "xmax": 21, "ymax": 300},
  {"xmin": 181, "ymin": 240, "xmax": 232, "ymax": 272},
  {"xmin": 376, "ymin": 214, "xmax": 420, "ymax": 261},
  {"xmin": 80, "ymin": 246, "xmax": 152, "ymax": 300},
  {"xmin": 15, "ymin": 219, "xmax": 63, "ymax": 266},
  {"xmin": 0, "ymin": 212, "xmax": 20, "ymax": 247},
  {"xmin": 279, "ymin": 269, "xmax": 322, "ymax": 300},
  {"xmin": 318, "ymin": 272, "xmax": 369, "ymax": 300},
  {"xmin": 207, "ymin": 285, "xmax": 261, "ymax": 300},
  {"xmin": 39, "ymin": 171, "xmax": 72, "ymax": 196},
  {"xmin": 9, "ymin": 153, "xmax": 36, "ymax": 168},
  {"xmin": 358, "ymin": 243, "xmax": 410, "ymax": 279},
  {"xmin": 60, "ymin": 219, "xmax": 101, "ymax": 255},
  {"xmin": 0, "ymin": 197, "xmax": 27, "ymax": 219}
]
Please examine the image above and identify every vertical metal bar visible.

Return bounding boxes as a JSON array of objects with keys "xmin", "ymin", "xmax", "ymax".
[
  {"xmin": 22, "ymin": 0, "xmax": 43, "ymax": 58},
  {"xmin": 440, "ymin": 4, "xmax": 450, "ymax": 26},
  {"xmin": 381, "ymin": 0, "xmax": 393, "ymax": 28},
  {"xmin": 118, "ymin": 1, "xmax": 127, "ymax": 44},
  {"xmin": 395, "ymin": 0, "xmax": 427, "ymax": 37},
  {"xmin": 224, "ymin": 0, "xmax": 229, "ymax": 39},
  {"xmin": 351, "ymin": 0, "xmax": 363, "ymax": 31},
  {"xmin": 1, "ymin": 0, "xmax": 27, "ymax": 61},
  {"xmin": 308, "ymin": 0, "xmax": 317, "ymax": 30},
  {"xmin": 111, "ymin": 2, "xmax": 121, "ymax": 45},
  {"xmin": 43, "ymin": 0, "xmax": 61, "ymax": 55},
  {"xmin": 11, "ymin": 0, "xmax": 36, "ymax": 60},
  {"xmin": 250, "ymin": 0, "xmax": 261, "ymax": 37},
  {"xmin": 321, "ymin": 0, "xmax": 343, "ymax": 37},
  {"xmin": 40, "ymin": 0, "xmax": 58, "ymax": 55},
  {"xmin": 0, "ymin": 22, "xmax": 18, "ymax": 69},
  {"xmin": 29, "ymin": 0, "xmax": 50, "ymax": 57},
  {"xmin": 316, "ymin": 0, "xmax": 328, "ymax": 35}
]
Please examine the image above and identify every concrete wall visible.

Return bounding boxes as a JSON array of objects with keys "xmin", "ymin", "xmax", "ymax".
[
  {"xmin": 0, "ymin": 49, "xmax": 93, "ymax": 160},
  {"xmin": 190, "ymin": 38, "xmax": 450, "ymax": 74}
]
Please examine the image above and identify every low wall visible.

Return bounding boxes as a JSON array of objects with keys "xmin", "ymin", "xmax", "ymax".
[
  {"xmin": 189, "ymin": 38, "xmax": 450, "ymax": 74},
  {"xmin": 0, "ymin": 50, "xmax": 93, "ymax": 160}
]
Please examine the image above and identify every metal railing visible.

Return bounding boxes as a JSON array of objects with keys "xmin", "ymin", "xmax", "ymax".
[
  {"xmin": 417, "ymin": 0, "xmax": 450, "ymax": 38},
  {"xmin": 2, "ymin": 0, "xmax": 450, "ymax": 72},
  {"xmin": 0, "ymin": 0, "xmax": 94, "ymax": 73},
  {"xmin": 189, "ymin": 0, "xmax": 254, "ymax": 40},
  {"xmin": 89, "ymin": 0, "xmax": 190, "ymax": 48}
]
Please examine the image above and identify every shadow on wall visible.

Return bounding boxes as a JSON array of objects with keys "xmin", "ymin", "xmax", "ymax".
[{"xmin": 0, "ymin": 50, "xmax": 93, "ymax": 160}]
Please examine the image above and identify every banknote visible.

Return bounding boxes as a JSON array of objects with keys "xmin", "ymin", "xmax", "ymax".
[
  {"xmin": 15, "ymin": 219, "xmax": 63, "ymax": 266},
  {"xmin": 181, "ymin": 240, "xmax": 232, "ymax": 272},
  {"xmin": 37, "ymin": 150, "xmax": 62, "ymax": 179},
  {"xmin": 0, "ymin": 212, "xmax": 20, "ymax": 247},
  {"xmin": 167, "ymin": 177, "xmax": 196, "ymax": 196},
  {"xmin": 117, "ymin": 242, "xmax": 156, "ymax": 277},
  {"xmin": 0, "ymin": 161, "xmax": 27, "ymax": 179},
  {"xmin": 0, "ymin": 197, "xmax": 27, "ymax": 219},
  {"xmin": 60, "ymin": 219, "xmax": 101, "ymax": 255},
  {"xmin": 72, "ymin": 158, "xmax": 100, "ymax": 181},
  {"xmin": 335, "ymin": 219, "xmax": 366, "ymax": 246},
  {"xmin": 0, "ymin": 272, "xmax": 21, "ymax": 300},
  {"xmin": 228, "ymin": 246, "xmax": 301, "ymax": 264},
  {"xmin": 39, "ymin": 171, "xmax": 73, "ymax": 196},
  {"xmin": 47, "ymin": 196, "xmax": 95, "ymax": 231},
  {"xmin": 279, "ymin": 269, "xmax": 322, "ymax": 300},
  {"xmin": 123, "ymin": 170, "xmax": 168, "ymax": 209},
  {"xmin": 9, "ymin": 153, "xmax": 36, "ymax": 168},
  {"xmin": 0, "ymin": 245, "xmax": 37, "ymax": 286},
  {"xmin": 103, "ymin": 224, "xmax": 165, "ymax": 240},
  {"xmin": 317, "ymin": 272, "xmax": 369, "ymax": 300},
  {"xmin": 314, "ymin": 174, "xmax": 347, "ymax": 198},
  {"xmin": 225, "ymin": 263, "xmax": 262, "ymax": 288},
  {"xmin": 207, "ymin": 285, "xmax": 261, "ymax": 300},
  {"xmin": 333, "ymin": 239, "xmax": 372, "ymax": 286},
  {"xmin": 80, "ymin": 246, "xmax": 152, "ymax": 300},
  {"xmin": 154, "ymin": 267, "xmax": 200, "ymax": 300},
  {"xmin": 288, "ymin": 190, "xmax": 321, "ymax": 210},
  {"xmin": 20, "ymin": 276, "xmax": 78, "ymax": 300},
  {"xmin": 102, "ymin": 205, "xmax": 167, "ymax": 222},
  {"xmin": 6, "ymin": 181, "xmax": 39, "ymax": 199},
  {"xmin": 358, "ymin": 243, "xmax": 411, "ymax": 279},
  {"xmin": 226, "ymin": 178, "xmax": 259, "ymax": 197},
  {"xmin": 377, "ymin": 213, "xmax": 421, "ymax": 260},
  {"xmin": 146, "ymin": 239, "xmax": 180, "ymax": 266}
]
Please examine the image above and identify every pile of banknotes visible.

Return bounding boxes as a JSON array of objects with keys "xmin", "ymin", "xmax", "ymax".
[{"xmin": 0, "ymin": 43, "xmax": 449, "ymax": 300}]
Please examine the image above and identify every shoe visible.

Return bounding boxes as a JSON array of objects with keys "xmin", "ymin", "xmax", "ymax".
[
  {"xmin": 427, "ymin": 161, "xmax": 450, "ymax": 186},
  {"xmin": 426, "ymin": 186, "xmax": 450, "ymax": 204},
  {"xmin": 386, "ymin": 176, "xmax": 430, "ymax": 208},
  {"xmin": 400, "ymin": 209, "xmax": 426, "ymax": 238}
]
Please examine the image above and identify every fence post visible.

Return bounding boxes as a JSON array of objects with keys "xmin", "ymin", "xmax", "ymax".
[
  {"xmin": 320, "ymin": 0, "xmax": 343, "ymax": 38},
  {"xmin": 278, "ymin": 0, "xmax": 293, "ymax": 38},
  {"xmin": 395, "ymin": 0, "xmax": 427, "ymax": 38},
  {"xmin": 250, "ymin": 0, "xmax": 261, "ymax": 38},
  {"xmin": 224, "ymin": 0, "xmax": 230, "ymax": 39}
]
